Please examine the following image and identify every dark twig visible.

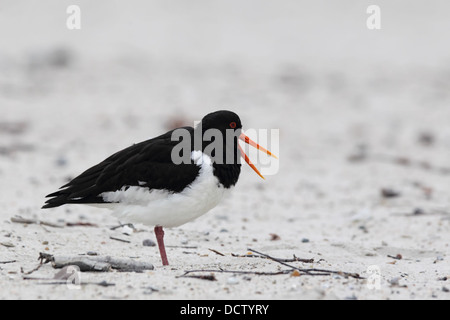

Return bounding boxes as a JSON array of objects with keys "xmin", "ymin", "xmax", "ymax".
[
  {"xmin": 109, "ymin": 236, "xmax": 131, "ymax": 243},
  {"xmin": 20, "ymin": 252, "xmax": 53, "ymax": 275},
  {"xmin": 22, "ymin": 277, "xmax": 116, "ymax": 287},
  {"xmin": 66, "ymin": 222, "xmax": 98, "ymax": 227},
  {"xmin": 11, "ymin": 216, "xmax": 64, "ymax": 228},
  {"xmin": 247, "ymin": 248, "xmax": 312, "ymax": 272},
  {"xmin": 209, "ymin": 248, "xmax": 225, "ymax": 256},
  {"xmin": 179, "ymin": 248, "xmax": 363, "ymax": 280},
  {"xmin": 35, "ymin": 281, "xmax": 116, "ymax": 287},
  {"xmin": 178, "ymin": 266, "xmax": 362, "ymax": 279},
  {"xmin": 181, "ymin": 274, "xmax": 218, "ymax": 281},
  {"xmin": 232, "ymin": 252, "xmax": 314, "ymax": 263},
  {"xmin": 166, "ymin": 245, "xmax": 198, "ymax": 249},
  {"xmin": 178, "ymin": 269, "xmax": 291, "ymax": 278},
  {"xmin": 11, "ymin": 216, "xmax": 98, "ymax": 228},
  {"xmin": 248, "ymin": 248, "xmax": 363, "ymax": 279},
  {"xmin": 21, "ymin": 263, "xmax": 44, "ymax": 275}
]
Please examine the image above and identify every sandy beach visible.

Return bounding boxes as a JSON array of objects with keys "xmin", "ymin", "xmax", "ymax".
[{"xmin": 0, "ymin": 1, "xmax": 449, "ymax": 300}]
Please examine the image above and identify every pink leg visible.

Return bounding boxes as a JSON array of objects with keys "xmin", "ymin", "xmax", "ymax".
[{"xmin": 154, "ymin": 226, "xmax": 169, "ymax": 266}]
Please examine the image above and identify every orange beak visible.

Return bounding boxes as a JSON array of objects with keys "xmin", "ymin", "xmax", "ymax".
[{"xmin": 238, "ymin": 133, "xmax": 278, "ymax": 179}]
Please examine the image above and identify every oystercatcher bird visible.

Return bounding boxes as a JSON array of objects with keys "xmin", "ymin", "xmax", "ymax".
[{"xmin": 42, "ymin": 110, "xmax": 276, "ymax": 266}]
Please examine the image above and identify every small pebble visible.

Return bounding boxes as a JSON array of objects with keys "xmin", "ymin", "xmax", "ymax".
[
  {"xmin": 389, "ymin": 277, "xmax": 401, "ymax": 286},
  {"xmin": 418, "ymin": 132, "xmax": 435, "ymax": 146},
  {"xmin": 290, "ymin": 270, "xmax": 301, "ymax": 277},
  {"xmin": 434, "ymin": 256, "xmax": 444, "ymax": 263},
  {"xmin": 55, "ymin": 156, "xmax": 68, "ymax": 167},
  {"xmin": 97, "ymin": 281, "xmax": 115, "ymax": 287},
  {"xmin": 301, "ymin": 238, "xmax": 310, "ymax": 243},
  {"xmin": 142, "ymin": 239, "xmax": 156, "ymax": 247},
  {"xmin": 381, "ymin": 188, "xmax": 401, "ymax": 198},
  {"xmin": 270, "ymin": 233, "xmax": 280, "ymax": 241}
]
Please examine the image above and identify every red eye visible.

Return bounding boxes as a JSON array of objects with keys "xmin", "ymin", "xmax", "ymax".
[{"xmin": 230, "ymin": 122, "xmax": 236, "ymax": 128}]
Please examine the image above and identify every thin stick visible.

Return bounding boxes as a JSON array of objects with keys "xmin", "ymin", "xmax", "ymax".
[
  {"xmin": 232, "ymin": 252, "xmax": 314, "ymax": 263},
  {"xmin": 179, "ymin": 267, "xmax": 359, "ymax": 278},
  {"xmin": 209, "ymin": 248, "xmax": 225, "ymax": 256},
  {"xmin": 11, "ymin": 216, "xmax": 64, "ymax": 228},
  {"xmin": 109, "ymin": 236, "xmax": 131, "ymax": 243},
  {"xmin": 247, "ymin": 248, "xmax": 311, "ymax": 272},
  {"xmin": 181, "ymin": 274, "xmax": 218, "ymax": 281},
  {"xmin": 21, "ymin": 264, "xmax": 44, "ymax": 275},
  {"xmin": 22, "ymin": 278, "xmax": 116, "ymax": 287},
  {"xmin": 178, "ymin": 269, "xmax": 291, "ymax": 278},
  {"xmin": 166, "ymin": 245, "xmax": 198, "ymax": 249},
  {"xmin": 248, "ymin": 248, "xmax": 363, "ymax": 279},
  {"xmin": 66, "ymin": 222, "xmax": 98, "ymax": 227}
]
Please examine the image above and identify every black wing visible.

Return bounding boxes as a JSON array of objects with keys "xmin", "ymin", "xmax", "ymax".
[{"xmin": 42, "ymin": 127, "xmax": 199, "ymax": 209}]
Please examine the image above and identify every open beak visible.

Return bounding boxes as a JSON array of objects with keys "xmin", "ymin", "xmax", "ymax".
[{"xmin": 238, "ymin": 132, "xmax": 278, "ymax": 180}]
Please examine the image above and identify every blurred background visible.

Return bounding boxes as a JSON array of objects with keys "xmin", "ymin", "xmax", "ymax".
[{"xmin": 0, "ymin": 0, "xmax": 449, "ymax": 229}]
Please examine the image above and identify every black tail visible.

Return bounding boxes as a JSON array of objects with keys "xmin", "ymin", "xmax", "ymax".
[
  {"xmin": 41, "ymin": 147, "xmax": 122, "ymax": 210},
  {"xmin": 42, "ymin": 187, "xmax": 106, "ymax": 209},
  {"xmin": 42, "ymin": 191, "xmax": 67, "ymax": 209},
  {"xmin": 42, "ymin": 161, "xmax": 111, "ymax": 209}
]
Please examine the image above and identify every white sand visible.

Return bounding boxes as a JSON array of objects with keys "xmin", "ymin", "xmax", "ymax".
[{"xmin": 0, "ymin": 1, "xmax": 449, "ymax": 300}]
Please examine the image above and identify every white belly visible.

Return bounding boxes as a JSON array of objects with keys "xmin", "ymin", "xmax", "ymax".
[{"xmin": 99, "ymin": 151, "xmax": 228, "ymax": 228}]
